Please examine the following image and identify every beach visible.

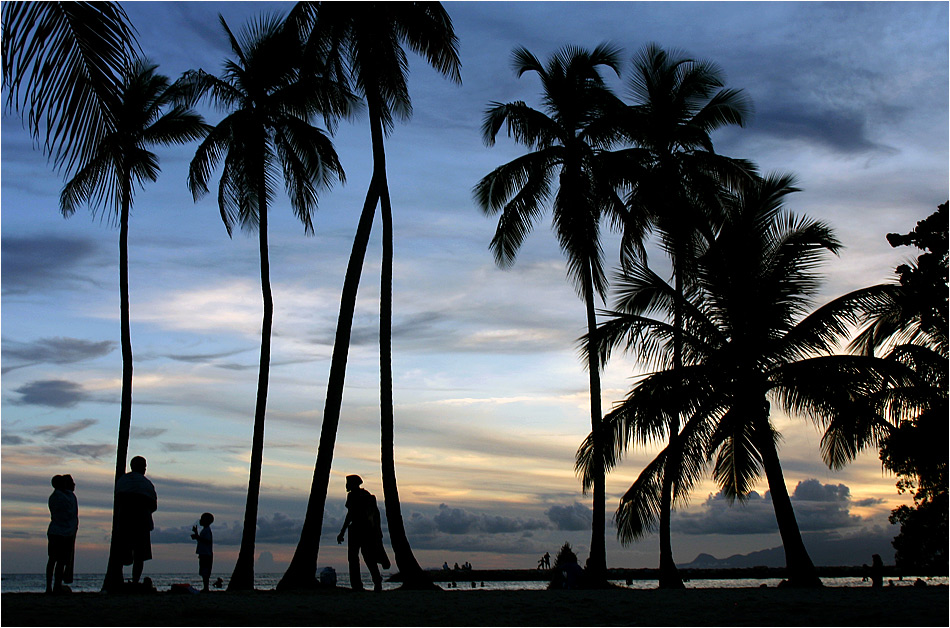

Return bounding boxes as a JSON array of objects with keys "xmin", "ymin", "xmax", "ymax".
[{"xmin": 2, "ymin": 586, "xmax": 947, "ymax": 627}]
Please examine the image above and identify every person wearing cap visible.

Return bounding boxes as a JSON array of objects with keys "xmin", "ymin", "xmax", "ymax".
[{"xmin": 337, "ymin": 474, "xmax": 390, "ymax": 591}]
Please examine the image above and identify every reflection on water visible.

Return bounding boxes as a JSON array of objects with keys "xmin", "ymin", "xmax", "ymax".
[{"xmin": 2, "ymin": 573, "xmax": 946, "ymax": 594}]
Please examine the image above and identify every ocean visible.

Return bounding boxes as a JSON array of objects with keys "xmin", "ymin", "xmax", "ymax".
[{"xmin": 2, "ymin": 572, "xmax": 945, "ymax": 594}]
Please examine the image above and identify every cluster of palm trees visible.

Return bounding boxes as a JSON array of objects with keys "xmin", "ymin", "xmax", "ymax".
[
  {"xmin": 5, "ymin": 1, "xmax": 942, "ymax": 594},
  {"xmin": 4, "ymin": 1, "xmax": 458, "ymax": 592},
  {"xmin": 476, "ymin": 42, "xmax": 944, "ymax": 589}
]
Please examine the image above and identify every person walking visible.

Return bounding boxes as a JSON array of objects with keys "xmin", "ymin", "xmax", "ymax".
[{"xmin": 337, "ymin": 475, "xmax": 390, "ymax": 591}]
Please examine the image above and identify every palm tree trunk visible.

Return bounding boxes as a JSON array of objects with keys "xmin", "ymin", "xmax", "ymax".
[
  {"xmin": 582, "ymin": 262, "xmax": 608, "ymax": 584},
  {"xmin": 378, "ymin": 166, "xmax": 435, "ymax": 590},
  {"xmin": 229, "ymin": 189, "xmax": 273, "ymax": 592},
  {"xmin": 278, "ymin": 132, "xmax": 383, "ymax": 593},
  {"xmin": 756, "ymin": 408, "xmax": 822, "ymax": 588},
  {"xmin": 658, "ymin": 261, "xmax": 685, "ymax": 589},
  {"xmin": 102, "ymin": 175, "xmax": 134, "ymax": 592}
]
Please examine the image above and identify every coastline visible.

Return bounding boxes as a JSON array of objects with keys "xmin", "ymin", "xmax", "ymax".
[
  {"xmin": 2, "ymin": 586, "xmax": 947, "ymax": 627},
  {"xmin": 389, "ymin": 565, "xmax": 938, "ymax": 582}
]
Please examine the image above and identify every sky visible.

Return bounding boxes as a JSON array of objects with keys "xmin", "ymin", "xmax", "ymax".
[{"xmin": 1, "ymin": 1, "xmax": 947, "ymax": 579}]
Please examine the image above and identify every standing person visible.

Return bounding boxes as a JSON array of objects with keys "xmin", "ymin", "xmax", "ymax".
[
  {"xmin": 870, "ymin": 554, "xmax": 884, "ymax": 588},
  {"xmin": 115, "ymin": 456, "xmax": 157, "ymax": 585},
  {"xmin": 337, "ymin": 475, "xmax": 390, "ymax": 591},
  {"xmin": 191, "ymin": 512, "xmax": 214, "ymax": 592},
  {"xmin": 46, "ymin": 474, "xmax": 78, "ymax": 594}
]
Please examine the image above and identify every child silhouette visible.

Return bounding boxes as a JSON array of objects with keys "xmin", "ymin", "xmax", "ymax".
[{"xmin": 190, "ymin": 513, "xmax": 214, "ymax": 592}]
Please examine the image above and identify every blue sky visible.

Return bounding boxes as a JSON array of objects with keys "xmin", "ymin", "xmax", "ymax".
[{"xmin": 2, "ymin": 1, "xmax": 947, "ymax": 577}]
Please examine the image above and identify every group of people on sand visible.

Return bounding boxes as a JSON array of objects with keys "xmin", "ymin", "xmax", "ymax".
[
  {"xmin": 47, "ymin": 456, "xmax": 217, "ymax": 594},
  {"xmin": 48, "ymin": 465, "xmax": 388, "ymax": 594}
]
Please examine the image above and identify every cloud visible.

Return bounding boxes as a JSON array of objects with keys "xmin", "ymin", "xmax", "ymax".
[
  {"xmin": 674, "ymin": 479, "xmax": 867, "ymax": 536},
  {"xmin": 788, "ymin": 479, "xmax": 864, "ymax": 531},
  {"xmin": 0, "ymin": 235, "xmax": 105, "ymax": 295},
  {"xmin": 55, "ymin": 444, "xmax": 114, "ymax": 460},
  {"xmin": 32, "ymin": 418, "xmax": 98, "ymax": 439},
  {"xmin": 1, "ymin": 431, "xmax": 31, "ymax": 445},
  {"xmin": 132, "ymin": 427, "xmax": 168, "ymax": 439},
  {"xmin": 152, "ymin": 512, "xmax": 303, "ymax": 546},
  {"xmin": 403, "ymin": 503, "xmax": 550, "ymax": 537},
  {"xmin": 11, "ymin": 379, "xmax": 91, "ymax": 408},
  {"xmin": 163, "ymin": 349, "xmax": 248, "ymax": 365},
  {"xmin": 1, "ymin": 337, "xmax": 116, "ymax": 373},
  {"xmin": 546, "ymin": 502, "xmax": 592, "ymax": 531},
  {"xmin": 751, "ymin": 106, "xmax": 894, "ymax": 155}
]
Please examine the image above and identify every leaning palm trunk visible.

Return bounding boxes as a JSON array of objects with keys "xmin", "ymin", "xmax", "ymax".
[
  {"xmin": 755, "ymin": 408, "xmax": 822, "ymax": 587},
  {"xmin": 229, "ymin": 184, "xmax": 274, "ymax": 592},
  {"xmin": 278, "ymin": 168, "xmax": 381, "ymax": 591},
  {"xmin": 582, "ymin": 262, "xmax": 608, "ymax": 582},
  {"xmin": 102, "ymin": 175, "xmax": 134, "ymax": 592}
]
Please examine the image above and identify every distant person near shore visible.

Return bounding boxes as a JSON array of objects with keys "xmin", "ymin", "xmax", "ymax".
[
  {"xmin": 190, "ymin": 512, "xmax": 214, "ymax": 592},
  {"xmin": 337, "ymin": 475, "xmax": 390, "ymax": 591},
  {"xmin": 538, "ymin": 552, "xmax": 551, "ymax": 570},
  {"xmin": 870, "ymin": 554, "xmax": 884, "ymax": 588},
  {"xmin": 115, "ymin": 456, "xmax": 157, "ymax": 585},
  {"xmin": 46, "ymin": 474, "xmax": 78, "ymax": 594}
]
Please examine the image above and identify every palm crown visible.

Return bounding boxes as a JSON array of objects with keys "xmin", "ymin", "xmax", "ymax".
[
  {"xmin": 60, "ymin": 59, "xmax": 207, "ymax": 218},
  {"xmin": 186, "ymin": 13, "xmax": 349, "ymax": 235},
  {"xmin": 474, "ymin": 43, "xmax": 629, "ymax": 300},
  {"xmin": 291, "ymin": 1, "xmax": 461, "ymax": 134}
]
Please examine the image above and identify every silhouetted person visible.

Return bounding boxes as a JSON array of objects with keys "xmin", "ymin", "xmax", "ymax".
[
  {"xmin": 870, "ymin": 554, "xmax": 884, "ymax": 588},
  {"xmin": 213, "ymin": 577, "xmax": 224, "ymax": 589},
  {"xmin": 337, "ymin": 475, "xmax": 390, "ymax": 591},
  {"xmin": 115, "ymin": 456, "xmax": 157, "ymax": 585},
  {"xmin": 538, "ymin": 552, "xmax": 551, "ymax": 569},
  {"xmin": 46, "ymin": 474, "xmax": 78, "ymax": 594},
  {"xmin": 191, "ymin": 512, "xmax": 214, "ymax": 592}
]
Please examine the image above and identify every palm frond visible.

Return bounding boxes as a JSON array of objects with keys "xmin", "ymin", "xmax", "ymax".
[{"xmin": 2, "ymin": 1, "xmax": 139, "ymax": 173}]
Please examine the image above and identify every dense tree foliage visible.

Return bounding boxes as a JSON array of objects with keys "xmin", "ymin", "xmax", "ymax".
[{"xmin": 878, "ymin": 203, "xmax": 948, "ymax": 570}]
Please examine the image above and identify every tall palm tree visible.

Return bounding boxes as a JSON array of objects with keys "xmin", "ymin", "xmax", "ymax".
[
  {"xmin": 579, "ymin": 174, "xmax": 903, "ymax": 587},
  {"xmin": 185, "ymin": 13, "xmax": 348, "ymax": 591},
  {"xmin": 2, "ymin": 1, "xmax": 138, "ymax": 174},
  {"xmin": 279, "ymin": 2, "xmax": 460, "ymax": 591},
  {"xmin": 56, "ymin": 58, "xmax": 207, "ymax": 592},
  {"xmin": 612, "ymin": 43, "xmax": 753, "ymax": 588},
  {"xmin": 474, "ymin": 44, "xmax": 633, "ymax": 582}
]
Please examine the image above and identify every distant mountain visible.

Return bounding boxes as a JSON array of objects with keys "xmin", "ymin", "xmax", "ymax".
[{"xmin": 680, "ymin": 530, "xmax": 897, "ymax": 568}]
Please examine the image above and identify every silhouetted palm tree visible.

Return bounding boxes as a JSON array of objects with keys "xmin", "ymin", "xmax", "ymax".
[
  {"xmin": 580, "ymin": 174, "xmax": 902, "ymax": 587},
  {"xmin": 474, "ymin": 44, "xmax": 632, "ymax": 582},
  {"xmin": 184, "ymin": 13, "xmax": 348, "ymax": 591},
  {"xmin": 2, "ymin": 1, "xmax": 138, "ymax": 174},
  {"xmin": 610, "ymin": 43, "xmax": 753, "ymax": 588},
  {"xmin": 57, "ymin": 58, "xmax": 207, "ymax": 592},
  {"xmin": 279, "ymin": 2, "xmax": 460, "ymax": 591}
]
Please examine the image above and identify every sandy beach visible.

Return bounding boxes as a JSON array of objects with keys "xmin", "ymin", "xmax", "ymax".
[{"xmin": 2, "ymin": 586, "xmax": 947, "ymax": 627}]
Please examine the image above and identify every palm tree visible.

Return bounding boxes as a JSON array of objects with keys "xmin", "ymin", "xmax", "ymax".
[
  {"xmin": 611, "ymin": 43, "xmax": 754, "ymax": 588},
  {"xmin": 184, "ymin": 13, "xmax": 348, "ymax": 591},
  {"xmin": 56, "ymin": 58, "xmax": 207, "ymax": 592},
  {"xmin": 579, "ymin": 174, "xmax": 903, "ymax": 587},
  {"xmin": 279, "ymin": 2, "xmax": 460, "ymax": 591},
  {"xmin": 474, "ymin": 43, "xmax": 633, "ymax": 582},
  {"xmin": 2, "ymin": 1, "xmax": 138, "ymax": 174}
]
